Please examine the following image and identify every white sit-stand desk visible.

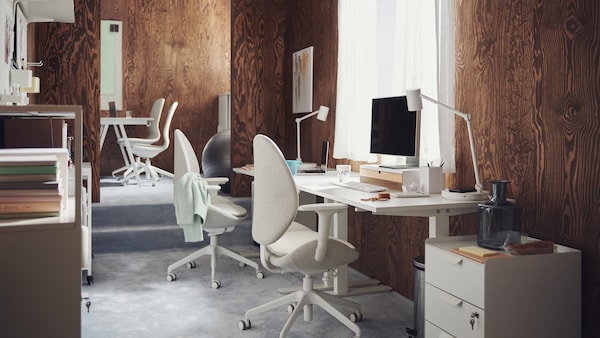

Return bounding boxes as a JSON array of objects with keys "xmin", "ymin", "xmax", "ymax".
[{"xmin": 233, "ymin": 168, "xmax": 481, "ymax": 295}]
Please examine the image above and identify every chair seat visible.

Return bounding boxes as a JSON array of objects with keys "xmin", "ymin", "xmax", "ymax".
[
  {"xmin": 267, "ymin": 222, "xmax": 315, "ymax": 256},
  {"xmin": 211, "ymin": 200, "xmax": 247, "ymax": 218},
  {"xmin": 130, "ymin": 143, "xmax": 165, "ymax": 158}
]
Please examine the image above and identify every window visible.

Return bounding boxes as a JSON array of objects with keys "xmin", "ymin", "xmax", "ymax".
[{"xmin": 334, "ymin": 0, "xmax": 456, "ymax": 172}]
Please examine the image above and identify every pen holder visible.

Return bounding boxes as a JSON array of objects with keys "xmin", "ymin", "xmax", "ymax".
[{"xmin": 420, "ymin": 166, "xmax": 443, "ymax": 193}]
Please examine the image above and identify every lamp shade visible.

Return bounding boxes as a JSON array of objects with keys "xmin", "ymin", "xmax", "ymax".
[
  {"xmin": 406, "ymin": 88, "xmax": 423, "ymax": 111},
  {"xmin": 316, "ymin": 105, "xmax": 329, "ymax": 121}
]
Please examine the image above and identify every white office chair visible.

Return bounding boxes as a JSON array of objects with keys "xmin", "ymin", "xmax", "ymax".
[
  {"xmin": 125, "ymin": 101, "xmax": 177, "ymax": 186},
  {"xmin": 169, "ymin": 129, "xmax": 263, "ymax": 288},
  {"xmin": 112, "ymin": 98, "xmax": 166, "ymax": 178},
  {"xmin": 239, "ymin": 134, "xmax": 362, "ymax": 338}
]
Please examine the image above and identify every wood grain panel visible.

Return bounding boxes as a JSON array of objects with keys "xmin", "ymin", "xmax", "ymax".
[
  {"xmin": 31, "ymin": 0, "xmax": 101, "ymax": 201},
  {"xmin": 231, "ymin": 0, "xmax": 287, "ymax": 196},
  {"xmin": 456, "ymin": 1, "xmax": 600, "ymax": 336}
]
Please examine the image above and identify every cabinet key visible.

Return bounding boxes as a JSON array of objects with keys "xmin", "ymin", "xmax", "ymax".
[{"xmin": 470, "ymin": 312, "xmax": 479, "ymax": 330}]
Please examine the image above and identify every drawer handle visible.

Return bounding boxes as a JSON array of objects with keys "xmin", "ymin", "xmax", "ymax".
[
  {"xmin": 439, "ymin": 291, "xmax": 463, "ymax": 307},
  {"xmin": 443, "ymin": 255, "xmax": 463, "ymax": 265}
]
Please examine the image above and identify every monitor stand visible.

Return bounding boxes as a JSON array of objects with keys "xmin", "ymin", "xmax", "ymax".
[
  {"xmin": 378, "ymin": 164, "xmax": 417, "ymax": 170},
  {"xmin": 379, "ymin": 156, "xmax": 419, "ymax": 170}
]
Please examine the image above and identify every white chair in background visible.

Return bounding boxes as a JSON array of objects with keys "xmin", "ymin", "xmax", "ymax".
[
  {"xmin": 112, "ymin": 98, "xmax": 165, "ymax": 178},
  {"xmin": 239, "ymin": 134, "xmax": 362, "ymax": 337},
  {"xmin": 124, "ymin": 101, "xmax": 177, "ymax": 186},
  {"xmin": 168, "ymin": 129, "xmax": 263, "ymax": 288}
]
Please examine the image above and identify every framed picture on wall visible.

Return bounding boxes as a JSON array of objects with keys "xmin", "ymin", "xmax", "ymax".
[
  {"xmin": 292, "ymin": 46, "xmax": 314, "ymax": 114},
  {"xmin": 14, "ymin": 5, "xmax": 27, "ymax": 69}
]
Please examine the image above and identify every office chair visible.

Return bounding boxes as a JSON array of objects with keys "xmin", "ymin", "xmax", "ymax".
[
  {"xmin": 169, "ymin": 129, "xmax": 263, "ymax": 288},
  {"xmin": 112, "ymin": 98, "xmax": 166, "ymax": 178},
  {"xmin": 125, "ymin": 101, "xmax": 177, "ymax": 186},
  {"xmin": 239, "ymin": 134, "xmax": 362, "ymax": 337}
]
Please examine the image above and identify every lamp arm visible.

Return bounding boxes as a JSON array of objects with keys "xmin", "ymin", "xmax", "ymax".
[
  {"xmin": 421, "ymin": 94, "xmax": 482, "ymax": 192},
  {"xmin": 296, "ymin": 118, "xmax": 302, "ymax": 161},
  {"xmin": 420, "ymin": 94, "xmax": 469, "ymax": 120},
  {"xmin": 295, "ymin": 110, "xmax": 319, "ymax": 123},
  {"xmin": 295, "ymin": 110, "xmax": 319, "ymax": 161},
  {"xmin": 465, "ymin": 118, "xmax": 483, "ymax": 192}
]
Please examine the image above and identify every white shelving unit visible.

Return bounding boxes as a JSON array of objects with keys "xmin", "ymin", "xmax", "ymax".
[
  {"xmin": 425, "ymin": 235, "xmax": 581, "ymax": 338},
  {"xmin": 0, "ymin": 105, "xmax": 82, "ymax": 338}
]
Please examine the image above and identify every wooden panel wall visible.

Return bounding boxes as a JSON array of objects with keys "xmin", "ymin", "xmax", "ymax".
[
  {"xmin": 230, "ymin": 0, "xmax": 287, "ymax": 195},
  {"xmin": 455, "ymin": 1, "xmax": 600, "ymax": 337},
  {"xmin": 31, "ymin": 0, "xmax": 101, "ymax": 200},
  {"xmin": 100, "ymin": 1, "xmax": 231, "ymax": 183}
]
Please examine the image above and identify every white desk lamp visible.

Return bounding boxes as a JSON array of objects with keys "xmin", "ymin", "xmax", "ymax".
[
  {"xmin": 295, "ymin": 105, "xmax": 329, "ymax": 165},
  {"xmin": 406, "ymin": 88, "xmax": 488, "ymax": 201}
]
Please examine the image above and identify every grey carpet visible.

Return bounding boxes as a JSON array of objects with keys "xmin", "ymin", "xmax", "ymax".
[{"xmin": 82, "ymin": 177, "xmax": 414, "ymax": 337}]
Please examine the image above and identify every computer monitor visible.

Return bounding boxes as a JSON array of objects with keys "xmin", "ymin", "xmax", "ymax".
[{"xmin": 370, "ymin": 95, "xmax": 420, "ymax": 169}]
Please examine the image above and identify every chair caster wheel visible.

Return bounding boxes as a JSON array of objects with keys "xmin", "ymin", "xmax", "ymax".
[
  {"xmin": 256, "ymin": 271, "xmax": 264, "ymax": 279},
  {"xmin": 187, "ymin": 261, "xmax": 196, "ymax": 269},
  {"xmin": 238, "ymin": 261, "xmax": 246, "ymax": 268},
  {"xmin": 239, "ymin": 319, "xmax": 251, "ymax": 330},
  {"xmin": 350, "ymin": 312, "xmax": 363, "ymax": 322},
  {"xmin": 167, "ymin": 273, "xmax": 176, "ymax": 282},
  {"xmin": 287, "ymin": 303, "xmax": 295, "ymax": 313},
  {"xmin": 211, "ymin": 280, "xmax": 221, "ymax": 289}
]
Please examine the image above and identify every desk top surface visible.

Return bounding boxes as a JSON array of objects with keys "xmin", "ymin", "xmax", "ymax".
[
  {"xmin": 234, "ymin": 167, "xmax": 481, "ymax": 216},
  {"xmin": 100, "ymin": 117, "xmax": 153, "ymax": 125}
]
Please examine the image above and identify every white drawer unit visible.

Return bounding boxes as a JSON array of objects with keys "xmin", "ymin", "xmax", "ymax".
[{"xmin": 425, "ymin": 235, "xmax": 581, "ymax": 338}]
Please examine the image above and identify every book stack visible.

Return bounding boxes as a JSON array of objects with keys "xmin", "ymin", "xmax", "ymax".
[{"xmin": 0, "ymin": 155, "xmax": 62, "ymax": 219}]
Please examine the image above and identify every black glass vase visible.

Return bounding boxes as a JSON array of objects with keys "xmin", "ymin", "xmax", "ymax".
[{"xmin": 477, "ymin": 180, "xmax": 521, "ymax": 249}]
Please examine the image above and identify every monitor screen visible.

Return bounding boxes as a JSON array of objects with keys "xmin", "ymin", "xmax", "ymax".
[{"xmin": 370, "ymin": 96, "xmax": 420, "ymax": 167}]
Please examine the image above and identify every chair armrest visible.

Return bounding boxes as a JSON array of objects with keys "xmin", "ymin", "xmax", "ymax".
[
  {"xmin": 298, "ymin": 203, "xmax": 347, "ymax": 262},
  {"xmin": 204, "ymin": 177, "xmax": 229, "ymax": 186},
  {"xmin": 206, "ymin": 184, "xmax": 221, "ymax": 198}
]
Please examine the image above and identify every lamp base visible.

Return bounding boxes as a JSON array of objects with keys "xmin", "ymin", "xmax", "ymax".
[{"xmin": 441, "ymin": 189, "xmax": 489, "ymax": 201}]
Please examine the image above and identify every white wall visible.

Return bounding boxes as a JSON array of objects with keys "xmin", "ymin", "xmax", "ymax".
[{"xmin": 1, "ymin": 0, "xmax": 13, "ymax": 95}]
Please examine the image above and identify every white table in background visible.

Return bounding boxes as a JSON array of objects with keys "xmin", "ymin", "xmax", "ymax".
[
  {"xmin": 233, "ymin": 167, "xmax": 481, "ymax": 296},
  {"xmin": 99, "ymin": 117, "xmax": 153, "ymax": 185}
]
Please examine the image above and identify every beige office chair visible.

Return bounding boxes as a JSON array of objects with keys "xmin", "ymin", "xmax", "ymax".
[
  {"xmin": 239, "ymin": 134, "xmax": 362, "ymax": 337},
  {"xmin": 113, "ymin": 98, "xmax": 166, "ymax": 178},
  {"xmin": 169, "ymin": 129, "xmax": 263, "ymax": 288},
  {"xmin": 125, "ymin": 101, "xmax": 177, "ymax": 186}
]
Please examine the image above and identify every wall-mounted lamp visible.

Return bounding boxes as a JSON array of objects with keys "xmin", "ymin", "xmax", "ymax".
[
  {"xmin": 295, "ymin": 105, "xmax": 329, "ymax": 162},
  {"xmin": 406, "ymin": 88, "xmax": 488, "ymax": 200}
]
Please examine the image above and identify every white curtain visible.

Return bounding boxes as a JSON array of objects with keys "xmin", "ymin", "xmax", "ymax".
[{"xmin": 334, "ymin": 0, "xmax": 456, "ymax": 172}]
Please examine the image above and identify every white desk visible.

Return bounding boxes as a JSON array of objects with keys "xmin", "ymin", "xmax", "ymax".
[
  {"xmin": 234, "ymin": 167, "xmax": 482, "ymax": 296},
  {"xmin": 100, "ymin": 117, "xmax": 153, "ymax": 185}
]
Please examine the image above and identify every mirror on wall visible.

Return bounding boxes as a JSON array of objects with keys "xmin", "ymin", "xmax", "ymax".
[{"xmin": 100, "ymin": 20, "xmax": 122, "ymax": 111}]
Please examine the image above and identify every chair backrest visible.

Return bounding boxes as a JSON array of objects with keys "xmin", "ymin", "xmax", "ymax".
[
  {"xmin": 173, "ymin": 129, "xmax": 200, "ymax": 185},
  {"xmin": 146, "ymin": 98, "xmax": 166, "ymax": 143},
  {"xmin": 252, "ymin": 134, "xmax": 298, "ymax": 245},
  {"xmin": 156, "ymin": 101, "xmax": 178, "ymax": 151}
]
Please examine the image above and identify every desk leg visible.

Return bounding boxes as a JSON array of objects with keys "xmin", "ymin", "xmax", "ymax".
[
  {"xmin": 116, "ymin": 125, "xmax": 142, "ymax": 186},
  {"xmin": 99, "ymin": 125, "xmax": 108, "ymax": 150},
  {"xmin": 332, "ymin": 208, "xmax": 349, "ymax": 295},
  {"xmin": 428, "ymin": 215, "xmax": 450, "ymax": 238}
]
